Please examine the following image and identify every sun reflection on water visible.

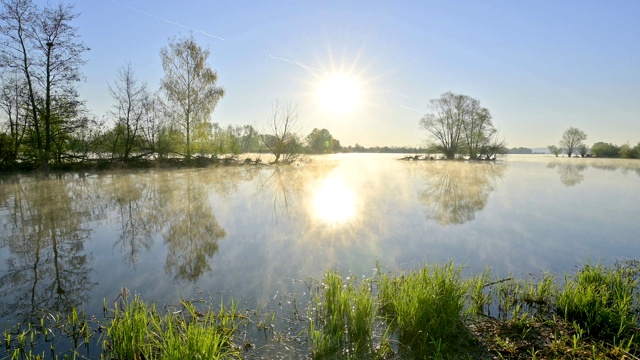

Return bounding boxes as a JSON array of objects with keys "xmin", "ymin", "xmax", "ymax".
[{"xmin": 311, "ymin": 174, "xmax": 357, "ymax": 225}]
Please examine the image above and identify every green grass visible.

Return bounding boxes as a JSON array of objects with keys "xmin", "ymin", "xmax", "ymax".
[
  {"xmin": 2, "ymin": 260, "xmax": 639, "ymax": 359},
  {"xmin": 378, "ymin": 261, "xmax": 471, "ymax": 358},
  {"xmin": 308, "ymin": 269, "xmax": 379, "ymax": 359},
  {"xmin": 557, "ymin": 262, "xmax": 639, "ymax": 341},
  {"xmin": 103, "ymin": 295, "xmax": 242, "ymax": 360}
]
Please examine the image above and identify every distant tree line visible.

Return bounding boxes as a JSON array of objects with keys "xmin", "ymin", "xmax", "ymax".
[
  {"xmin": 548, "ymin": 127, "xmax": 640, "ymax": 159},
  {"xmin": 507, "ymin": 147, "xmax": 533, "ymax": 154}
]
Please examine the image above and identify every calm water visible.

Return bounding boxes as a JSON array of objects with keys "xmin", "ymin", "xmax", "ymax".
[{"xmin": 1, "ymin": 154, "xmax": 639, "ymax": 326}]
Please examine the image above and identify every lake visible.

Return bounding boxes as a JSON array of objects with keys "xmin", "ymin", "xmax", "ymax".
[{"xmin": 1, "ymin": 154, "xmax": 639, "ymax": 330}]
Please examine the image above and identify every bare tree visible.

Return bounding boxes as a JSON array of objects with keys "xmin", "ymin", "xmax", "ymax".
[
  {"xmin": 420, "ymin": 92, "xmax": 497, "ymax": 160},
  {"xmin": 108, "ymin": 63, "xmax": 149, "ymax": 160},
  {"xmin": 160, "ymin": 35, "xmax": 224, "ymax": 159},
  {"xmin": 263, "ymin": 100, "xmax": 301, "ymax": 163},
  {"xmin": 559, "ymin": 127, "xmax": 587, "ymax": 157}
]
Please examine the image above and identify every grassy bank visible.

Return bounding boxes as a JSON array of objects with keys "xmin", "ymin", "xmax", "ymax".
[{"xmin": 2, "ymin": 261, "xmax": 639, "ymax": 359}]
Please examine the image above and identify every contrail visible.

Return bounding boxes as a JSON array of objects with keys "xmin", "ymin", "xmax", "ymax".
[
  {"xmin": 399, "ymin": 105, "xmax": 424, "ymax": 114},
  {"xmin": 269, "ymin": 54, "xmax": 324, "ymax": 73},
  {"xmin": 111, "ymin": 0, "xmax": 225, "ymax": 41}
]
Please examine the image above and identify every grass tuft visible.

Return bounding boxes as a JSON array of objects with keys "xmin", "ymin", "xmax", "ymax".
[
  {"xmin": 557, "ymin": 262, "xmax": 639, "ymax": 341},
  {"xmin": 378, "ymin": 261, "xmax": 469, "ymax": 357}
]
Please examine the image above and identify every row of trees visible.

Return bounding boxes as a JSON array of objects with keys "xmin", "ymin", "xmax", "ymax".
[
  {"xmin": 548, "ymin": 127, "xmax": 640, "ymax": 159},
  {"xmin": 0, "ymin": 0, "xmax": 351, "ymax": 169},
  {"xmin": 419, "ymin": 92, "xmax": 507, "ymax": 160}
]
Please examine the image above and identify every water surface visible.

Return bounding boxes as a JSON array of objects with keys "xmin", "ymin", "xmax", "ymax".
[{"xmin": 1, "ymin": 154, "xmax": 639, "ymax": 324}]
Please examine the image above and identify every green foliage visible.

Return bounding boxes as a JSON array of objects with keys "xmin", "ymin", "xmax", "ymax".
[
  {"xmin": 160, "ymin": 35, "xmax": 224, "ymax": 159},
  {"xmin": 590, "ymin": 142, "xmax": 620, "ymax": 157},
  {"xmin": 378, "ymin": 261, "xmax": 468, "ymax": 356},
  {"xmin": 547, "ymin": 145, "xmax": 562, "ymax": 157},
  {"xmin": 305, "ymin": 128, "xmax": 341, "ymax": 154},
  {"xmin": 557, "ymin": 263, "xmax": 639, "ymax": 341},
  {"xmin": 619, "ymin": 143, "xmax": 640, "ymax": 159}
]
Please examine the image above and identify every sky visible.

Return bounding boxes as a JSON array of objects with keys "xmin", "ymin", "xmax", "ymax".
[{"xmin": 67, "ymin": 0, "xmax": 639, "ymax": 148}]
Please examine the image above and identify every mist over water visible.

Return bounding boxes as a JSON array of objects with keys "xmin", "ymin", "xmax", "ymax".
[{"xmin": 0, "ymin": 154, "xmax": 639, "ymax": 323}]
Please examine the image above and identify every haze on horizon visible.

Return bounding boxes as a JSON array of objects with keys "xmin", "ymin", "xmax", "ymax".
[{"xmin": 65, "ymin": 1, "xmax": 639, "ymax": 148}]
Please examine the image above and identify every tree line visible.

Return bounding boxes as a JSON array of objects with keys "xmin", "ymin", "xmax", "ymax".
[
  {"xmin": 548, "ymin": 127, "xmax": 640, "ymax": 159},
  {"xmin": 0, "ymin": 0, "xmax": 355, "ymax": 170}
]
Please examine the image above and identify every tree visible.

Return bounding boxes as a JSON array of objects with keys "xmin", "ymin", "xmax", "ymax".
[
  {"xmin": 547, "ymin": 145, "xmax": 561, "ymax": 157},
  {"xmin": 262, "ymin": 100, "xmax": 301, "ymax": 163},
  {"xmin": 0, "ymin": 0, "xmax": 89, "ymax": 166},
  {"xmin": 0, "ymin": 68, "xmax": 28, "ymax": 164},
  {"xmin": 108, "ymin": 63, "xmax": 149, "ymax": 160},
  {"xmin": 420, "ymin": 92, "xmax": 496, "ymax": 159},
  {"xmin": 306, "ymin": 128, "xmax": 340, "ymax": 154},
  {"xmin": 479, "ymin": 130, "xmax": 508, "ymax": 160},
  {"xmin": 590, "ymin": 142, "xmax": 620, "ymax": 158},
  {"xmin": 576, "ymin": 144, "xmax": 589, "ymax": 158},
  {"xmin": 619, "ymin": 143, "xmax": 639, "ymax": 159},
  {"xmin": 160, "ymin": 35, "xmax": 224, "ymax": 159},
  {"xmin": 559, "ymin": 127, "xmax": 587, "ymax": 157}
]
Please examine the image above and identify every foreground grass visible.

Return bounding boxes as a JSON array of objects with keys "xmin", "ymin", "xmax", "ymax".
[{"xmin": 2, "ymin": 261, "xmax": 639, "ymax": 359}]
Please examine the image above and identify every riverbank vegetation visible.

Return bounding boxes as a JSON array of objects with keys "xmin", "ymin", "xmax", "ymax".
[{"xmin": 2, "ymin": 260, "xmax": 638, "ymax": 359}]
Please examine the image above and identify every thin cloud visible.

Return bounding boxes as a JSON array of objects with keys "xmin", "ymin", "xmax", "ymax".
[{"xmin": 111, "ymin": 0, "xmax": 225, "ymax": 41}]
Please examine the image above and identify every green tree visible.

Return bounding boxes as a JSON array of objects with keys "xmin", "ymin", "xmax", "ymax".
[
  {"xmin": 590, "ymin": 142, "xmax": 620, "ymax": 158},
  {"xmin": 576, "ymin": 144, "xmax": 589, "ymax": 158},
  {"xmin": 547, "ymin": 145, "xmax": 561, "ymax": 157},
  {"xmin": 619, "ymin": 143, "xmax": 639, "ymax": 159},
  {"xmin": 559, "ymin": 127, "xmax": 587, "ymax": 157},
  {"xmin": 306, "ymin": 128, "xmax": 340, "ymax": 154},
  {"xmin": 160, "ymin": 35, "xmax": 224, "ymax": 159}
]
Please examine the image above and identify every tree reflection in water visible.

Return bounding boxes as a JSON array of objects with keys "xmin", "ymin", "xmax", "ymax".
[
  {"xmin": 417, "ymin": 161, "xmax": 505, "ymax": 225},
  {"xmin": 0, "ymin": 174, "xmax": 96, "ymax": 322},
  {"xmin": 547, "ymin": 161, "xmax": 587, "ymax": 187},
  {"xmin": 161, "ymin": 171, "xmax": 226, "ymax": 282}
]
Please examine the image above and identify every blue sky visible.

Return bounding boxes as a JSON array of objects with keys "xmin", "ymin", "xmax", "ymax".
[{"xmin": 71, "ymin": 0, "xmax": 639, "ymax": 148}]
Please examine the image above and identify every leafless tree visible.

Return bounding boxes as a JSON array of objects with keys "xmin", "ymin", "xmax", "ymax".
[
  {"xmin": 108, "ymin": 63, "xmax": 149, "ymax": 160},
  {"xmin": 262, "ymin": 100, "xmax": 302, "ymax": 163}
]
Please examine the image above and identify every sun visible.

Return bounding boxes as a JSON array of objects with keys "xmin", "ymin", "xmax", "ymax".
[{"xmin": 316, "ymin": 73, "xmax": 362, "ymax": 115}]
